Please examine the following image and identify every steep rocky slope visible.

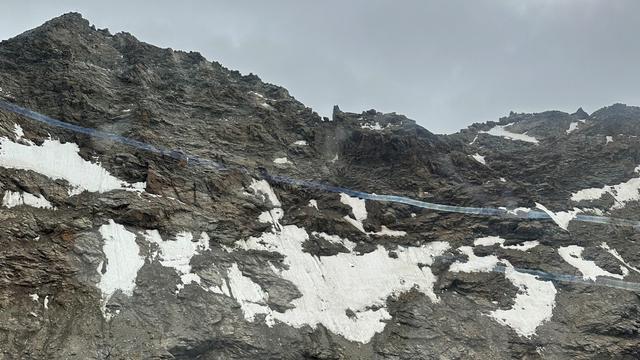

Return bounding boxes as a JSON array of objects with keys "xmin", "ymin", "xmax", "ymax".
[{"xmin": 0, "ymin": 13, "xmax": 639, "ymax": 359}]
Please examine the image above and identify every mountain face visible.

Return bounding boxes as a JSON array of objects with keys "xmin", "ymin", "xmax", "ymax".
[{"xmin": 1, "ymin": 13, "xmax": 639, "ymax": 360}]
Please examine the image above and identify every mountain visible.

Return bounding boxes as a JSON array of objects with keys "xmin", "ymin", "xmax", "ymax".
[{"xmin": 1, "ymin": 13, "xmax": 639, "ymax": 359}]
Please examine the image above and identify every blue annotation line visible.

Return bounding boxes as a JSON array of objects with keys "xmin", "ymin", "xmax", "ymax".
[{"xmin": 1, "ymin": 99, "xmax": 639, "ymax": 229}]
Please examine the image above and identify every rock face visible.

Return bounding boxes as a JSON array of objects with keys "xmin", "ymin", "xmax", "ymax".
[{"xmin": 1, "ymin": 13, "xmax": 640, "ymax": 360}]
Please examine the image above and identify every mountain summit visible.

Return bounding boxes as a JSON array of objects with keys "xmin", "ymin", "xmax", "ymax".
[{"xmin": 1, "ymin": 14, "xmax": 639, "ymax": 359}]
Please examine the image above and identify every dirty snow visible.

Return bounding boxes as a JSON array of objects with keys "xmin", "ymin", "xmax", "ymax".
[
  {"xmin": 96, "ymin": 220, "xmax": 145, "ymax": 319},
  {"xmin": 0, "ymin": 137, "xmax": 146, "ymax": 195},
  {"xmin": 558, "ymin": 245, "xmax": 626, "ymax": 281},
  {"xmin": 2, "ymin": 190, "xmax": 54, "ymax": 209},
  {"xmin": 480, "ymin": 125, "xmax": 539, "ymax": 144},
  {"xmin": 535, "ymin": 203, "xmax": 582, "ymax": 231},
  {"xmin": 470, "ymin": 153, "xmax": 486, "ymax": 165}
]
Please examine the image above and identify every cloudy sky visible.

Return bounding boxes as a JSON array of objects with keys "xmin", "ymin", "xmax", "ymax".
[{"xmin": 1, "ymin": 1, "xmax": 639, "ymax": 133}]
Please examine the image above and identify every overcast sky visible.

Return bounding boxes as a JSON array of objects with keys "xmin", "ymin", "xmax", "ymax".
[{"xmin": 2, "ymin": 1, "xmax": 639, "ymax": 133}]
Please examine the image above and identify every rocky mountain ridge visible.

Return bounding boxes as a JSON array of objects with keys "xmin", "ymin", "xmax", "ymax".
[{"xmin": 0, "ymin": 13, "xmax": 639, "ymax": 359}]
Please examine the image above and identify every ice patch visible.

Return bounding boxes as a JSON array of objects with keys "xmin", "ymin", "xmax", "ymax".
[
  {"xmin": 480, "ymin": 125, "xmax": 539, "ymax": 144},
  {"xmin": 96, "ymin": 220, "xmax": 144, "ymax": 319},
  {"xmin": 2, "ymin": 191, "xmax": 54, "ymax": 209},
  {"xmin": 0, "ymin": 137, "xmax": 146, "ymax": 195},
  {"xmin": 470, "ymin": 153, "xmax": 486, "ymax": 165},
  {"xmin": 558, "ymin": 245, "xmax": 625, "ymax": 281},
  {"xmin": 535, "ymin": 203, "xmax": 582, "ymax": 231}
]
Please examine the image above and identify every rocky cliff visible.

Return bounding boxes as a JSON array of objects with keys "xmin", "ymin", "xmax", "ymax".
[{"xmin": 0, "ymin": 13, "xmax": 639, "ymax": 359}]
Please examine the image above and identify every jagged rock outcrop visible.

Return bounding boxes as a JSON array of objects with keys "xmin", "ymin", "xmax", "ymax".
[{"xmin": 1, "ymin": 13, "xmax": 639, "ymax": 360}]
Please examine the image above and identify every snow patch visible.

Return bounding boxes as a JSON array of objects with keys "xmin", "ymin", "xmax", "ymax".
[
  {"xmin": 473, "ymin": 236, "xmax": 539, "ymax": 251},
  {"xmin": 250, "ymin": 179, "xmax": 281, "ymax": 207},
  {"xmin": 233, "ymin": 226, "xmax": 449, "ymax": 343},
  {"xmin": 361, "ymin": 122, "xmax": 387, "ymax": 131},
  {"xmin": 600, "ymin": 243, "xmax": 640, "ymax": 274},
  {"xmin": 470, "ymin": 153, "xmax": 486, "ymax": 165},
  {"xmin": 13, "ymin": 124, "xmax": 25, "ymax": 139},
  {"xmin": 144, "ymin": 230, "xmax": 210, "ymax": 293},
  {"xmin": 308, "ymin": 199, "xmax": 318, "ymax": 210},
  {"xmin": 449, "ymin": 246, "xmax": 556, "ymax": 337},
  {"xmin": 558, "ymin": 245, "xmax": 625, "ymax": 281},
  {"xmin": 566, "ymin": 122, "xmax": 579, "ymax": 134},
  {"xmin": 293, "ymin": 140, "xmax": 307, "ymax": 146},
  {"xmin": 0, "ymin": 137, "xmax": 146, "ymax": 195},
  {"xmin": 96, "ymin": 220, "xmax": 145, "ymax": 319},
  {"xmin": 535, "ymin": 203, "xmax": 581, "ymax": 231},
  {"xmin": 273, "ymin": 157, "xmax": 290, "ymax": 164},
  {"xmin": 480, "ymin": 125, "xmax": 539, "ymax": 144},
  {"xmin": 312, "ymin": 232, "xmax": 357, "ymax": 252},
  {"xmin": 570, "ymin": 173, "xmax": 640, "ymax": 209},
  {"xmin": 2, "ymin": 191, "xmax": 54, "ymax": 209},
  {"xmin": 491, "ymin": 267, "xmax": 557, "ymax": 338},
  {"xmin": 340, "ymin": 193, "xmax": 406, "ymax": 236},
  {"xmin": 606, "ymin": 136, "xmax": 613, "ymax": 144}
]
